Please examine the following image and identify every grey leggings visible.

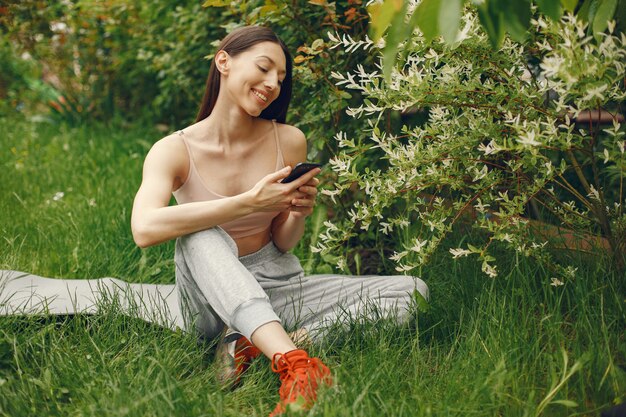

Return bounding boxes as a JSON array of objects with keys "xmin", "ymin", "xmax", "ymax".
[{"xmin": 174, "ymin": 228, "xmax": 429, "ymax": 342}]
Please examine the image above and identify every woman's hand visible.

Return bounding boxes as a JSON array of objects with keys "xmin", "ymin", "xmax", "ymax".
[
  {"xmin": 289, "ymin": 176, "xmax": 319, "ymax": 218},
  {"xmin": 246, "ymin": 166, "xmax": 320, "ymax": 213}
]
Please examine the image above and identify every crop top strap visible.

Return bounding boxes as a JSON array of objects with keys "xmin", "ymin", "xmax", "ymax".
[
  {"xmin": 177, "ymin": 129, "xmax": 195, "ymax": 179},
  {"xmin": 271, "ymin": 120, "xmax": 285, "ymax": 169}
]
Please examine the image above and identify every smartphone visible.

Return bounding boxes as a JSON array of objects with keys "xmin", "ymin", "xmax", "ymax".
[{"xmin": 280, "ymin": 162, "xmax": 322, "ymax": 183}]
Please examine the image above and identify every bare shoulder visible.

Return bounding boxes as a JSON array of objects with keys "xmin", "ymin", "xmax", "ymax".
[
  {"xmin": 143, "ymin": 132, "xmax": 189, "ymax": 180},
  {"xmin": 275, "ymin": 122, "xmax": 307, "ymax": 163}
]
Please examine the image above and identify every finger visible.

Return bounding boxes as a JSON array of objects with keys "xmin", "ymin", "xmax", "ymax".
[
  {"xmin": 304, "ymin": 177, "xmax": 320, "ymax": 187},
  {"xmin": 289, "ymin": 191, "xmax": 307, "ymax": 200},
  {"xmin": 297, "ymin": 185, "xmax": 318, "ymax": 196},
  {"xmin": 291, "ymin": 197, "xmax": 315, "ymax": 207},
  {"xmin": 265, "ymin": 166, "xmax": 292, "ymax": 183},
  {"xmin": 287, "ymin": 167, "xmax": 321, "ymax": 190}
]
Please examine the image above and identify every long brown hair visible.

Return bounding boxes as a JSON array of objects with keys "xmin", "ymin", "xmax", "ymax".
[{"xmin": 195, "ymin": 26, "xmax": 293, "ymax": 124}]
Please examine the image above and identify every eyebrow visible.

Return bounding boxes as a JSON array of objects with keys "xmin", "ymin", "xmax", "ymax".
[{"xmin": 256, "ymin": 55, "xmax": 286, "ymax": 76}]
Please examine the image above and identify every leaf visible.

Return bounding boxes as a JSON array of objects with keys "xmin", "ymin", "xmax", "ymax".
[
  {"xmin": 259, "ymin": 4, "xmax": 279, "ymax": 17},
  {"xmin": 550, "ymin": 399, "xmax": 579, "ymax": 407},
  {"xmin": 501, "ymin": 0, "xmax": 532, "ymax": 42},
  {"xmin": 297, "ymin": 45, "xmax": 312, "ymax": 54},
  {"xmin": 415, "ymin": 0, "xmax": 442, "ymax": 42},
  {"xmin": 592, "ymin": 0, "xmax": 618, "ymax": 37},
  {"xmin": 467, "ymin": 243, "xmax": 481, "ymax": 253},
  {"xmin": 586, "ymin": 0, "xmax": 600, "ymax": 25},
  {"xmin": 537, "ymin": 0, "xmax": 562, "ymax": 21},
  {"xmin": 311, "ymin": 38, "xmax": 325, "ymax": 51},
  {"xmin": 439, "ymin": 0, "xmax": 462, "ymax": 43},
  {"xmin": 293, "ymin": 55, "xmax": 310, "ymax": 64},
  {"xmin": 382, "ymin": 1, "xmax": 410, "ymax": 81},
  {"xmin": 413, "ymin": 289, "xmax": 430, "ymax": 313},
  {"xmin": 577, "ymin": 0, "xmax": 592, "ymax": 21},
  {"xmin": 368, "ymin": 0, "xmax": 404, "ymax": 41},
  {"xmin": 202, "ymin": 0, "xmax": 230, "ymax": 7},
  {"xmin": 560, "ymin": 0, "xmax": 578, "ymax": 12},
  {"xmin": 477, "ymin": 1, "xmax": 505, "ymax": 48},
  {"xmin": 308, "ymin": 0, "xmax": 327, "ymax": 5}
]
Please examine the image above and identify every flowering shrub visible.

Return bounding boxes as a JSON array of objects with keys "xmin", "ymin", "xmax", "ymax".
[{"xmin": 315, "ymin": 12, "xmax": 625, "ymax": 278}]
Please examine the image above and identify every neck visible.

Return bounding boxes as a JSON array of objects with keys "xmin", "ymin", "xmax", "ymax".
[{"xmin": 200, "ymin": 91, "xmax": 258, "ymax": 145}]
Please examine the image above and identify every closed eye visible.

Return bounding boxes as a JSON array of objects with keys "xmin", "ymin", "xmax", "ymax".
[{"xmin": 257, "ymin": 65, "xmax": 268, "ymax": 73}]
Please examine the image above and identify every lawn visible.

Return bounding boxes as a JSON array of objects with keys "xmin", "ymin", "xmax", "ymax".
[{"xmin": 0, "ymin": 117, "xmax": 624, "ymax": 416}]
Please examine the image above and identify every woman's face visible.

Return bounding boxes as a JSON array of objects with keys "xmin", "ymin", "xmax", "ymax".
[{"xmin": 221, "ymin": 41, "xmax": 287, "ymax": 117}]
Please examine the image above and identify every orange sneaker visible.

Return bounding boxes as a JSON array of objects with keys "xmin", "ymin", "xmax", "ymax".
[
  {"xmin": 216, "ymin": 334, "xmax": 262, "ymax": 387},
  {"xmin": 269, "ymin": 349, "xmax": 332, "ymax": 416}
]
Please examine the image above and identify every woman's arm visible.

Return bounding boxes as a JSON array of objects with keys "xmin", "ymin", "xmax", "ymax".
[
  {"xmin": 131, "ymin": 136, "xmax": 303, "ymax": 248},
  {"xmin": 270, "ymin": 126, "xmax": 321, "ymax": 252}
]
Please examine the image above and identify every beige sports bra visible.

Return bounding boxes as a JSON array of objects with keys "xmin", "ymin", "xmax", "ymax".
[{"xmin": 172, "ymin": 120, "xmax": 285, "ymax": 239}]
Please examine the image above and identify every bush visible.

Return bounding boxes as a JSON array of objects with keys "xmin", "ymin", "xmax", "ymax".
[{"xmin": 316, "ymin": 11, "xmax": 626, "ymax": 279}]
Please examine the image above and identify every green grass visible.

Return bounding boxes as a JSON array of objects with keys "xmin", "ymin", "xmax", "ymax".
[{"xmin": 1, "ymin": 116, "xmax": 625, "ymax": 416}]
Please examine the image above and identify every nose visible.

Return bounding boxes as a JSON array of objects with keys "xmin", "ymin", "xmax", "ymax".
[
  {"xmin": 264, "ymin": 80, "xmax": 276, "ymax": 91},
  {"xmin": 264, "ymin": 74, "xmax": 279, "ymax": 91}
]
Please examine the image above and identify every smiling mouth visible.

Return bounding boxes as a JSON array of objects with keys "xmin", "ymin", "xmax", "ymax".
[{"xmin": 252, "ymin": 89, "xmax": 268, "ymax": 103}]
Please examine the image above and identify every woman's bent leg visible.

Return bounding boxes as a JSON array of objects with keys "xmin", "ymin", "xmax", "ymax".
[
  {"xmin": 245, "ymin": 246, "xmax": 429, "ymax": 341},
  {"xmin": 174, "ymin": 228, "xmax": 281, "ymax": 341},
  {"xmin": 275, "ymin": 274, "xmax": 428, "ymax": 341}
]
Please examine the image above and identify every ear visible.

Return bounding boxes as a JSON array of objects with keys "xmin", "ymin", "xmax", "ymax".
[{"xmin": 215, "ymin": 50, "xmax": 230, "ymax": 75}]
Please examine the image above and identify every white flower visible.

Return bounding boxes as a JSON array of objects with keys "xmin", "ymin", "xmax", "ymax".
[
  {"xmin": 410, "ymin": 239, "xmax": 429, "ymax": 253},
  {"xmin": 472, "ymin": 164, "xmax": 489, "ymax": 182},
  {"xmin": 607, "ymin": 20, "xmax": 616, "ymax": 34},
  {"xmin": 564, "ymin": 266, "xmax": 578, "ymax": 278},
  {"xmin": 449, "ymin": 248, "xmax": 471, "ymax": 258},
  {"xmin": 587, "ymin": 185, "xmax": 601, "ymax": 201},
  {"xmin": 389, "ymin": 250, "xmax": 408, "ymax": 262},
  {"xmin": 540, "ymin": 55, "xmax": 564, "ymax": 77},
  {"xmin": 320, "ymin": 188, "xmax": 342, "ymax": 204},
  {"xmin": 582, "ymin": 84, "xmax": 608, "ymax": 102},
  {"xmin": 517, "ymin": 130, "xmax": 542, "ymax": 147},
  {"xmin": 544, "ymin": 161, "xmax": 553, "ymax": 175},
  {"xmin": 474, "ymin": 199, "xmax": 490, "ymax": 213},
  {"xmin": 477, "ymin": 140, "xmax": 498, "ymax": 155},
  {"xmin": 323, "ymin": 220, "xmax": 338, "ymax": 231},
  {"xmin": 52, "ymin": 192, "xmax": 65, "ymax": 201},
  {"xmin": 395, "ymin": 264, "xmax": 414, "ymax": 272},
  {"xmin": 336, "ymin": 258, "xmax": 346, "ymax": 270},
  {"xmin": 498, "ymin": 233, "xmax": 513, "ymax": 243},
  {"xmin": 482, "ymin": 262, "xmax": 498, "ymax": 278},
  {"xmin": 550, "ymin": 277, "xmax": 564, "ymax": 287}
]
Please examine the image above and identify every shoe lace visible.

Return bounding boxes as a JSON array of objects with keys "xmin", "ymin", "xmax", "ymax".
[{"xmin": 271, "ymin": 353, "xmax": 327, "ymax": 399}]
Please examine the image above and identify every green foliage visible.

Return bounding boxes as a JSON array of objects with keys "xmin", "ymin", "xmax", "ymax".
[
  {"xmin": 1, "ymin": 0, "xmax": 375, "ymax": 159},
  {"xmin": 368, "ymin": 0, "xmax": 623, "ymax": 80},
  {"xmin": 0, "ymin": 36, "xmax": 42, "ymax": 116},
  {"xmin": 317, "ymin": 11, "xmax": 626, "ymax": 278}
]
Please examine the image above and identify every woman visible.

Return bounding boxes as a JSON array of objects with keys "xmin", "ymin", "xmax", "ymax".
[{"xmin": 97, "ymin": 26, "xmax": 427, "ymax": 415}]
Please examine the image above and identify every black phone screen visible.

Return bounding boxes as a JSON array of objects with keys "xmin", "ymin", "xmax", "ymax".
[{"xmin": 280, "ymin": 162, "xmax": 322, "ymax": 183}]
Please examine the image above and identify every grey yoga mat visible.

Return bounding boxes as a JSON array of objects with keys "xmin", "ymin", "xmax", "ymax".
[{"xmin": 0, "ymin": 270, "xmax": 183, "ymax": 330}]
